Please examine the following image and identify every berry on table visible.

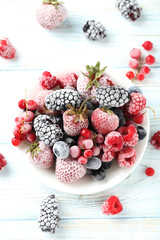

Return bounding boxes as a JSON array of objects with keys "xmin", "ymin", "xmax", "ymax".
[
  {"xmin": 27, "ymin": 100, "xmax": 37, "ymax": 111},
  {"xmin": 145, "ymin": 167, "xmax": 155, "ymax": 176},
  {"xmin": 142, "ymin": 41, "xmax": 153, "ymax": 51},
  {"xmin": 136, "ymin": 73, "xmax": 145, "ymax": 81},
  {"xmin": 136, "ymin": 126, "xmax": 147, "ymax": 140},
  {"xmin": 128, "ymin": 86, "xmax": 143, "ymax": 94},
  {"xmin": 129, "ymin": 59, "xmax": 139, "ymax": 69},
  {"xmin": 126, "ymin": 71, "xmax": 135, "ymax": 80},
  {"xmin": 132, "ymin": 113, "xmax": 144, "ymax": 124},
  {"xmin": 130, "ymin": 48, "xmax": 141, "ymax": 59},
  {"xmin": 84, "ymin": 149, "xmax": 93, "ymax": 158},
  {"xmin": 0, "ymin": 153, "xmax": 7, "ymax": 171},
  {"xmin": 0, "ymin": 37, "xmax": 16, "ymax": 59},
  {"xmin": 104, "ymin": 131, "xmax": 124, "ymax": 152},
  {"xmin": 69, "ymin": 146, "xmax": 81, "ymax": 159},
  {"xmin": 145, "ymin": 55, "xmax": 155, "ymax": 65},
  {"xmin": 81, "ymin": 128, "xmax": 91, "ymax": 139},
  {"xmin": 83, "ymin": 20, "xmax": 106, "ymax": 41},
  {"xmin": 78, "ymin": 156, "xmax": 88, "ymax": 165},
  {"xmin": 11, "ymin": 137, "xmax": 22, "ymax": 146},
  {"xmin": 92, "ymin": 167, "xmax": 106, "ymax": 181},
  {"xmin": 141, "ymin": 66, "xmax": 150, "ymax": 75},
  {"xmin": 116, "ymin": 147, "xmax": 136, "ymax": 168},
  {"xmin": 18, "ymin": 99, "xmax": 26, "ymax": 110},
  {"xmin": 86, "ymin": 156, "xmax": 102, "ymax": 170},
  {"xmin": 39, "ymin": 71, "xmax": 58, "ymax": 90},
  {"xmin": 101, "ymin": 196, "xmax": 123, "ymax": 215},
  {"xmin": 53, "ymin": 141, "xmax": 70, "ymax": 159},
  {"xmin": 151, "ymin": 131, "xmax": 160, "ymax": 149}
]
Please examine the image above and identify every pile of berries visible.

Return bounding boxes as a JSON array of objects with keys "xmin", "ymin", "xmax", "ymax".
[
  {"xmin": 13, "ymin": 62, "xmax": 147, "ymax": 183},
  {"xmin": 126, "ymin": 41, "xmax": 155, "ymax": 82}
]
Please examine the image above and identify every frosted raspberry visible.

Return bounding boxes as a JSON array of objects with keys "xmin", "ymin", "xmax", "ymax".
[
  {"xmin": 118, "ymin": 125, "xmax": 139, "ymax": 147},
  {"xmin": 126, "ymin": 92, "xmax": 146, "ymax": 115},
  {"xmin": 116, "ymin": 147, "xmax": 136, "ymax": 168},
  {"xmin": 0, "ymin": 153, "xmax": 7, "ymax": 171},
  {"xmin": 104, "ymin": 131, "xmax": 124, "ymax": 152},
  {"xmin": 59, "ymin": 73, "xmax": 78, "ymax": 88},
  {"xmin": 102, "ymin": 196, "xmax": 123, "ymax": 215},
  {"xmin": 151, "ymin": 131, "xmax": 160, "ymax": 149},
  {"xmin": 101, "ymin": 148, "xmax": 115, "ymax": 162},
  {"xmin": 39, "ymin": 71, "xmax": 59, "ymax": 90},
  {"xmin": 0, "ymin": 38, "xmax": 16, "ymax": 59}
]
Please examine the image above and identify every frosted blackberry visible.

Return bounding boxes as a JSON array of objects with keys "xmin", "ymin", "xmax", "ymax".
[
  {"xmin": 83, "ymin": 20, "xmax": 106, "ymax": 41},
  {"xmin": 38, "ymin": 195, "xmax": 60, "ymax": 234},
  {"xmin": 34, "ymin": 115, "xmax": 63, "ymax": 146},
  {"xmin": 115, "ymin": 0, "xmax": 142, "ymax": 21},
  {"xmin": 45, "ymin": 89, "xmax": 82, "ymax": 111},
  {"xmin": 96, "ymin": 86, "xmax": 130, "ymax": 108}
]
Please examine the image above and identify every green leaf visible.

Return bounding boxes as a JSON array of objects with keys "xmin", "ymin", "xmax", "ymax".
[
  {"xmin": 86, "ymin": 65, "xmax": 92, "ymax": 73},
  {"xmin": 95, "ymin": 61, "xmax": 100, "ymax": 71},
  {"xmin": 81, "ymin": 71, "xmax": 92, "ymax": 80},
  {"xmin": 93, "ymin": 80, "xmax": 100, "ymax": 88},
  {"xmin": 100, "ymin": 66, "xmax": 107, "ymax": 74},
  {"xmin": 86, "ymin": 81, "xmax": 93, "ymax": 90},
  {"xmin": 43, "ymin": 0, "xmax": 51, "ymax": 3}
]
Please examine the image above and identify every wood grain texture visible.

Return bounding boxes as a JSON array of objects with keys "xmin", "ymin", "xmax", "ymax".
[{"xmin": 0, "ymin": 0, "xmax": 160, "ymax": 239}]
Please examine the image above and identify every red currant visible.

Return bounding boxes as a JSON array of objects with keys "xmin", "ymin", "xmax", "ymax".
[
  {"xmin": 126, "ymin": 71, "xmax": 135, "ymax": 80},
  {"xmin": 136, "ymin": 73, "xmax": 145, "ymax": 81},
  {"xmin": 145, "ymin": 167, "xmax": 155, "ymax": 176},
  {"xmin": 23, "ymin": 111, "xmax": 35, "ymax": 122},
  {"xmin": 11, "ymin": 137, "xmax": 22, "ymax": 146},
  {"xmin": 13, "ymin": 126, "xmax": 22, "ymax": 139},
  {"xmin": 78, "ymin": 156, "xmax": 88, "ymax": 165},
  {"xmin": 141, "ymin": 66, "xmax": 150, "ymax": 75},
  {"xmin": 43, "ymin": 71, "xmax": 52, "ymax": 78},
  {"xmin": 26, "ymin": 132, "xmax": 36, "ymax": 143},
  {"xmin": 15, "ymin": 116, "xmax": 24, "ymax": 127},
  {"xmin": 18, "ymin": 99, "xmax": 26, "ymax": 109},
  {"xmin": 142, "ymin": 41, "xmax": 153, "ymax": 51},
  {"xmin": 81, "ymin": 128, "xmax": 91, "ymax": 139},
  {"xmin": 84, "ymin": 150, "xmax": 93, "ymax": 158},
  {"xmin": 146, "ymin": 55, "xmax": 155, "ymax": 65},
  {"xmin": 27, "ymin": 100, "xmax": 37, "ymax": 111}
]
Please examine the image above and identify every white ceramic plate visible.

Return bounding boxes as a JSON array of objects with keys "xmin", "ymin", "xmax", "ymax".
[{"xmin": 17, "ymin": 65, "xmax": 149, "ymax": 195}]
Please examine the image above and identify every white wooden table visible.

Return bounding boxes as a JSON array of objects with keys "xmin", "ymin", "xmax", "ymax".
[{"xmin": 0, "ymin": 0, "xmax": 160, "ymax": 239}]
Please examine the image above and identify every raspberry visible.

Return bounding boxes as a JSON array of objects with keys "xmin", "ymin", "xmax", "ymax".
[
  {"xmin": 0, "ymin": 38, "xmax": 16, "ymax": 59},
  {"xmin": 101, "ymin": 148, "xmax": 115, "ymax": 162},
  {"xmin": 126, "ymin": 92, "xmax": 146, "ymax": 115},
  {"xmin": 142, "ymin": 41, "xmax": 153, "ymax": 51},
  {"xmin": 0, "ymin": 153, "xmax": 7, "ymax": 170},
  {"xmin": 145, "ymin": 167, "xmax": 155, "ymax": 176},
  {"xmin": 126, "ymin": 71, "xmax": 135, "ymax": 80},
  {"xmin": 151, "ymin": 131, "xmax": 160, "ymax": 149},
  {"xmin": 104, "ymin": 131, "xmax": 124, "ymax": 152},
  {"xmin": 59, "ymin": 73, "xmax": 78, "ymax": 88},
  {"xmin": 146, "ymin": 55, "xmax": 155, "ymax": 65},
  {"xmin": 39, "ymin": 71, "xmax": 59, "ymax": 90},
  {"xmin": 118, "ymin": 125, "xmax": 139, "ymax": 147},
  {"xmin": 132, "ymin": 113, "xmax": 144, "ymax": 124},
  {"xmin": 116, "ymin": 147, "xmax": 136, "ymax": 168},
  {"xmin": 125, "ymin": 120, "xmax": 136, "ymax": 127},
  {"xmin": 101, "ymin": 196, "xmax": 123, "ymax": 215}
]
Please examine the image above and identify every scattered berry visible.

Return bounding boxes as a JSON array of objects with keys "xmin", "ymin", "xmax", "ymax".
[
  {"xmin": 126, "ymin": 92, "xmax": 146, "ymax": 115},
  {"xmin": 101, "ymin": 196, "xmax": 123, "ymax": 215},
  {"xmin": 27, "ymin": 100, "xmax": 37, "ymax": 111},
  {"xmin": 136, "ymin": 73, "xmax": 145, "ymax": 81},
  {"xmin": 70, "ymin": 146, "xmax": 81, "ymax": 159},
  {"xmin": 18, "ymin": 99, "xmax": 26, "ymax": 110},
  {"xmin": 59, "ymin": 73, "xmax": 78, "ymax": 88},
  {"xmin": 130, "ymin": 48, "xmax": 141, "ymax": 59},
  {"xmin": 145, "ymin": 167, "xmax": 155, "ymax": 176},
  {"xmin": 11, "ymin": 137, "xmax": 22, "ymax": 146},
  {"xmin": 0, "ymin": 37, "xmax": 16, "ymax": 59},
  {"xmin": 78, "ymin": 156, "xmax": 88, "ymax": 165},
  {"xmin": 128, "ymin": 86, "xmax": 143, "ymax": 94},
  {"xmin": 92, "ymin": 167, "xmax": 106, "ymax": 181},
  {"xmin": 39, "ymin": 71, "xmax": 59, "ymax": 90},
  {"xmin": 146, "ymin": 55, "xmax": 155, "ymax": 65},
  {"xmin": 0, "ymin": 153, "xmax": 7, "ymax": 171},
  {"xmin": 53, "ymin": 141, "xmax": 69, "ymax": 159},
  {"xmin": 126, "ymin": 71, "xmax": 135, "ymax": 80},
  {"xmin": 142, "ymin": 41, "xmax": 153, "ymax": 51},
  {"xmin": 92, "ymin": 146, "xmax": 100, "ymax": 156},
  {"xmin": 136, "ymin": 126, "xmax": 147, "ymax": 140},
  {"xmin": 151, "ymin": 131, "xmax": 160, "ymax": 149},
  {"xmin": 104, "ymin": 131, "xmax": 124, "ymax": 152},
  {"xmin": 81, "ymin": 128, "xmax": 91, "ymax": 139},
  {"xmin": 83, "ymin": 139, "xmax": 94, "ymax": 150},
  {"xmin": 96, "ymin": 134, "xmax": 104, "ymax": 144},
  {"xmin": 83, "ymin": 20, "xmax": 106, "ymax": 41},
  {"xmin": 86, "ymin": 156, "xmax": 102, "ymax": 170},
  {"xmin": 141, "ymin": 66, "xmax": 150, "ymax": 75},
  {"xmin": 116, "ymin": 147, "xmax": 136, "ymax": 168},
  {"xmin": 129, "ymin": 59, "xmax": 139, "ymax": 69},
  {"xmin": 84, "ymin": 149, "xmax": 93, "ymax": 158},
  {"xmin": 132, "ymin": 113, "xmax": 144, "ymax": 124}
]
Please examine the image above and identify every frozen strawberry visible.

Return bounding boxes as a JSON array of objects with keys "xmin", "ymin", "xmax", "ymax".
[
  {"xmin": 102, "ymin": 196, "xmax": 123, "ymax": 215},
  {"xmin": 27, "ymin": 141, "xmax": 54, "ymax": 168},
  {"xmin": 118, "ymin": 125, "xmax": 139, "ymax": 147},
  {"xmin": 0, "ymin": 37, "xmax": 16, "ymax": 59},
  {"xmin": 56, "ymin": 156, "xmax": 86, "ymax": 183},
  {"xmin": 59, "ymin": 73, "xmax": 78, "ymax": 88},
  {"xmin": 104, "ymin": 131, "xmax": 124, "ymax": 152},
  {"xmin": 116, "ymin": 147, "xmax": 136, "ymax": 168}
]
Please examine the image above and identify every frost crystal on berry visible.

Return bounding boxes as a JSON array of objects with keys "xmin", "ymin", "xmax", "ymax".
[{"xmin": 83, "ymin": 20, "xmax": 106, "ymax": 41}]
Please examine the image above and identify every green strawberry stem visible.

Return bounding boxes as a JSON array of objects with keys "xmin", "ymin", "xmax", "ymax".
[
  {"xmin": 101, "ymin": 107, "xmax": 113, "ymax": 115},
  {"xmin": 42, "ymin": 0, "xmax": 64, "ymax": 9},
  {"xmin": 26, "ymin": 142, "xmax": 42, "ymax": 159}
]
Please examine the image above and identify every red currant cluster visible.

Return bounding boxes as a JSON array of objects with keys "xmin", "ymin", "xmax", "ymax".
[
  {"xmin": 11, "ymin": 99, "xmax": 38, "ymax": 147},
  {"xmin": 126, "ymin": 41, "xmax": 155, "ymax": 81}
]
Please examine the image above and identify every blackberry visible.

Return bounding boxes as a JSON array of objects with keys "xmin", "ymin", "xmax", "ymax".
[
  {"xmin": 102, "ymin": 161, "xmax": 112, "ymax": 170},
  {"xmin": 38, "ymin": 195, "xmax": 60, "ymax": 234},
  {"xmin": 92, "ymin": 167, "xmax": 106, "ymax": 181},
  {"xmin": 45, "ymin": 89, "xmax": 82, "ymax": 111},
  {"xmin": 112, "ymin": 108, "xmax": 126, "ymax": 127},
  {"xmin": 34, "ymin": 115, "xmax": 63, "ymax": 146},
  {"xmin": 136, "ymin": 126, "xmax": 147, "ymax": 140},
  {"xmin": 83, "ymin": 20, "xmax": 106, "ymax": 41},
  {"xmin": 96, "ymin": 86, "xmax": 130, "ymax": 108},
  {"xmin": 115, "ymin": 0, "xmax": 142, "ymax": 21}
]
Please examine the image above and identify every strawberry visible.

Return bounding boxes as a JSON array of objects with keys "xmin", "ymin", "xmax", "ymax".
[
  {"xmin": 55, "ymin": 156, "xmax": 86, "ymax": 183},
  {"xmin": 0, "ymin": 37, "xmax": 16, "ymax": 59},
  {"xmin": 91, "ymin": 108, "xmax": 119, "ymax": 135},
  {"xmin": 36, "ymin": 0, "xmax": 67, "ymax": 30},
  {"xmin": 63, "ymin": 98, "xmax": 91, "ymax": 136},
  {"xmin": 27, "ymin": 141, "xmax": 54, "ymax": 169},
  {"xmin": 59, "ymin": 73, "xmax": 78, "ymax": 88},
  {"xmin": 77, "ymin": 61, "xmax": 114, "ymax": 104}
]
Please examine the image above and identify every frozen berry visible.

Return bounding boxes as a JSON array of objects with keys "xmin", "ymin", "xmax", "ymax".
[
  {"xmin": 84, "ymin": 149, "xmax": 93, "ymax": 158},
  {"xmin": 27, "ymin": 100, "xmax": 37, "ymax": 111},
  {"xmin": 59, "ymin": 72, "xmax": 78, "ymax": 88},
  {"xmin": 136, "ymin": 73, "xmax": 145, "ymax": 81},
  {"xmin": 146, "ymin": 55, "xmax": 155, "ymax": 65},
  {"xmin": 101, "ymin": 196, "xmax": 123, "ymax": 215},
  {"xmin": 78, "ymin": 156, "xmax": 88, "ymax": 165},
  {"xmin": 11, "ymin": 137, "xmax": 22, "ymax": 146},
  {"xmin": 112, "ymin": 108, "xmax": 126, "ymax": 127},
  {"xmin": 142, "ymin": 41, "xmax": 153, "ymax": 51},
  {"xmin": 151, "ymin": 131, "xmax": 160, "ymax": 149},
  {"xmin": 83, "ymin": 139, "xmax": 94, "ymax": 149},
  {"xmin": 0, "ymin": 153, "xmax": 7, "ymax": 170},
  {"xmin": 104, "ymin": 131, "xmax": 124, "ymax": 152},
  {"xmin": 18, "ymin": 99, "xmax": 26, "ymax": 109},
  {"xmin": 128, "ymin": 86, "xmax": 143, "ymax": 94},
  {"xmin": 141, "ymin": 66, "xmax": 150, "ymax": 75},
  {"xmin": 130, "ymin": 48, "xmax": 141, "ymax": 59},
  {"xmin": 132, "ymin": 113, "xmax": 144, "ymax": 124},
  {"xmin": 64, "ymin": 137, "xmax": 75, "ymax": 148},
  {"xmin": 125, "ymin": 120, "xmax": 136, "ymax": 127},
  {"xmin": 116, "ymin": 147, "xmax": 136, "ymax": 168},
  {"xmin": 26, "ymin": 132, "xmax": 36, "ymax": 143},
  {"xmin": 101, "ymin": 149, "xmax": 115, "ymax": 162},
  {"xmin": 129, "ymin": 59, "xmax": 139, "ymax": 69},
  {"xmin": 92, "ymin": 146, "xmax": 100, "ymax": 156},
  {"xmin": 126, "ymin": 71, "xmax": 135, "ymax": 80},
  {"xmin": 101, "ymin": 161, "xmax": 112, "ymax": 170},
  {"xmin": 23, "ymin": 111, "xmax": 35, "ymax": 122},
  {"xmin": 126, "ymin": 92, "xmax": 146, "ymax": 115},
  {"xmin": 15, "ymin": 116, "xmax": 24, "ymax": 127},
  {"xmin": 39, "ymin": 71, "xmax": 59, "ymax": 90},
  {"xmin": 86, "ymin": 157, "xmax": 102, "ymax": 170},
  {"xmin": 20, "ymin": 123, "xmax": 32, "ymax": 134},
  {"xmin": 13, "ymin": 126, "xmax": 22, "ymax": 139},
  {"xmin": 0, "ymin": 38, "xmax": 16, "ymax": 59},
  {"xmin": 55, "ymin": 116, "xmax": 63, "ymax": 128},
  {"xmin": 92, "ymin": 167, "xmax": 106, "ymax": 181},
  {"xmin": 137, "ymin": 126, "xmax": 147, "ymax": 140},
  {"xmin": 145, "ymin": 167, "xmax": 155, "ymax": 176},
  {"xmin": 118, "ymin": 125, "xmax": 138, "ymax": 147},
  {"xmin": 53, "ymin": 141, "xmax": 70, "ymax": 159},
  {"xmin": 69, "ymin": 146, "xmax": 81, "ymax": 159},
  {"xmin": 96, "ymin": 134, "xmax": 104, "ymax": 144},
  {"xmin": 81, "ymin": 128, "xmax": 91, "ymax": 139}
]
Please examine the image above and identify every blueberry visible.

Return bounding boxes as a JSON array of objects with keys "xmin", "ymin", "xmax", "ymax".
[
  {"xmin": 55, "ymin": 116, "xmax": 63, "ymax": 128},
  {"xmin": 85, "ymin": 157, "xmax": 102, "ymax": 170},
  {"xmin": 92, "ymin": 167, "xmax": 106, "ymax": 181},
  {"xmin": 112, "ymin": 108, "xmax": 126, "ymax": 127},
  {"xmin": 86, "ymin": 169, "xmax": 92, "ymax": 175},
  {"xmin": 102, "ymin": 161, "xmax": 112, "ymax": 170},
  {"xmin": 53, "ymin": 141, "xmax": 70, "ymax": 159},
  {"xmin": 136, "ymin": 126, "xmax": 147, "ymax": 140},
  {"xmin": 128, "ymin": 86, "xmax": 143, "ymax": 94},
  {"xmin": 64, "ymin": 137, "xmax": 75, "ymax": 148},
  {"xmin": 85, "ymin": 101, "xmax": 95, "ymax": 110}
]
